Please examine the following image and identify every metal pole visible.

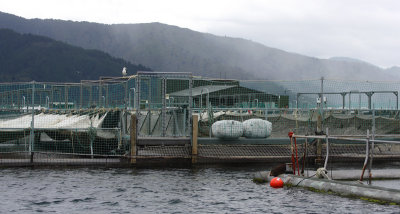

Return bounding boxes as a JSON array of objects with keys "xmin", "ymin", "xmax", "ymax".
[
  {"xmin": 80, "ymin": 82, "xmax": 83, "ymax": 108},
  {"xmin": 90, "ymin": 139, "xmax": 94, "ymax": 159},
  {"xmin": 148, "ymin": 78, "xmax": 151, "ymax": 135},
  {"xmin": 369, "ymin": 106, "xmax": 375, "ymax": 185},
  {"xmin": 200, "ymin": 88, "xmax": 210, "ymax": 110},
  {"xmin": 320, "ymin": 77, "xmax": 324, "ymax": 114},
  {"xmin": 135, "ymin": 76, "xmax": 140, "ymax": 119},
  {"xmin": 29, "ymin": 81, "xmax": 35, "ymax": 157},
  {"xmin": 22, "ymin": 96, "xmax": 25, "ymax": 112},
  {"xmin": 367, "ymin": 92, "xmax": 373, "ymax": 110},
  {"xmin": 265, "ymin": 104, "xmax": 268, "ymax": 120},
  {"xmin": 162, "ymin": 77, "xmax": 166, "ymax": 137},
  {"xmin": 360, "ymin": 129, "xmax": 370, "ymax": 181},
  {"xmin": 125, "ymin": 81, "xmax": 128, "ymax": 109},
  {"xmin": 65, "ymin": 86, "xmax": 68, "ymax": 110},
  {"xmin": 106, "ymin": 84, "xmax": 109, "ymax": 108},
  {"xmin": 324, "ymin": 128, "xmax": 329, "ymax": 169},
  {"xmin": 305, "ymin": 137, "xmax": 309, "ymax": 177},
  {"xmin": 188, "ymin": 75, "xmax": 193, "ymax": 137},
  {"xmin": 341, "ymin": 93, "xmax": 346, "ymax": 109},
  {"xmin": 192, "ymin": 115, "xmax": 198, "ymax": 164},
  {"xmin": 349, "ymin": 92, "xmax": 351, "ymax": 110},
  {"xmin": 89, "ymin": 85, "xmax": 92, "ymax": 107},
  {"xmin": 316, "ymin": 77, "xmax": 324, "ymax": 166},
  {"xmin": 129, "ymin": 88, "xmax": 135, "ymax": 109},
  {"xmin": 130, "ymin": 114, "xmax": 137, "ymax": 164},
  {"xmin": 51, "ymin": 86, "xmax": 54, "ymax": 109},
  {"xmin": 99, "ymin": 81, "xmax": 102, "ymax": 107},
  {"xmin": 46, "ymin": 96, "xmax": 49, "ymax": 109}
]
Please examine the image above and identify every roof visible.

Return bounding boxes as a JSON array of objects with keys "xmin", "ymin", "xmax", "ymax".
[{"xmin": 169, "ymin": 85, "xmax": 235, "ymax": 97}]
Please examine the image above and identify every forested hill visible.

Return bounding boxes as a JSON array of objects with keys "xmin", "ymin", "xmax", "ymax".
[
  {"xmin": 0, "ymin": 28, "xmax": 150, "ymax": 82},
  {"xmin": 0, "ymin": 11, "xmax": 399, "ymax": 81}
]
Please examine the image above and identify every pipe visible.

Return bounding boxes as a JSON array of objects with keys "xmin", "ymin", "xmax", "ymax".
[{"xmin": 282, "ymin": 174, "xmax": 400, "ymax": 204}]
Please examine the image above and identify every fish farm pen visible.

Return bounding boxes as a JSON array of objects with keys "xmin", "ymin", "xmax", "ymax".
[{"xmin": 1, "ymin": 72, "xmax": 400, "ymax": 167}]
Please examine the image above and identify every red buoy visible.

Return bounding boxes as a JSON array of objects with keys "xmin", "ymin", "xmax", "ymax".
[{"xmin": 270, "ymin": 177, "xmax": 284, "ymax": 188}]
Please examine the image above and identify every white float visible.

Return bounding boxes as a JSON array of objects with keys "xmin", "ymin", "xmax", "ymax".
[
  {"xmin": 211, "ymin": 120, "xmax": 243, "ymax": 139},
  {"xmin": 243, "ymin": 118, "xmax": 272, "ymax": 138}
]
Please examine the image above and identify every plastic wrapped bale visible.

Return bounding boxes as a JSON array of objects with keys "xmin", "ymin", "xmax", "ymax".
[
  {"xmin": 243, "ymin": 119, "xmax": 272, "ymax": 138},
  {"xmin": 211, "ymin": 120, "xmax": 243, "ymax": 139}
]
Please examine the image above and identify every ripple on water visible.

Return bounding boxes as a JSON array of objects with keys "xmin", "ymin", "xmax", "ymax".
[
  {"xmin": 71, "ymin": 197, "xmax": 96, "ymax": 203},
  {"xmin": 0, "ymin": 167, "xmax": 399, "ymax": 213},
  {"xmin": 101, "ymin": 201, "xmax": 119, "ymax": 206},
  {"xmin": 115, "ymin": 188, "xmax": 126, "ymax": 192},
  {"xmin": 168, "ymin": 199, "xmax": 183, "ymax": 204},
  {"xmin": 31, "ymin": 201, "xmax": 52, "ymax": 206}
]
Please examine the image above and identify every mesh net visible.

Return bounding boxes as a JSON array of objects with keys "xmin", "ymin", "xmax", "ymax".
[{"xmin": 0, "ymin": 77, "xmax": 400, "ymax": 165}]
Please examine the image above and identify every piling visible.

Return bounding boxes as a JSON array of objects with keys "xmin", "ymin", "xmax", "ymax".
[
  {"xmin": 192, "ymin": 115, "xmax": 198, "ymax": 164},
  {"xmin": 130, "ymin": 114, "xmax": 137, "ymax": 164}
]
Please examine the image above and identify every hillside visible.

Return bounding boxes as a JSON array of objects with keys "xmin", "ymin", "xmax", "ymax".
[
  {"xmin": 0, "ymin": 11, "xmax": 398, "ymax": 81},
  {"xmin": 0, "ymin": 28, "xmax": 150, "ymax": 82}
]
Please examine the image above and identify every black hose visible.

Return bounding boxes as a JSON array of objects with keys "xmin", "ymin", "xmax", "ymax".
[{"xmin": 293, "ymin": 173, "xmax": 316, "ymax": 187}]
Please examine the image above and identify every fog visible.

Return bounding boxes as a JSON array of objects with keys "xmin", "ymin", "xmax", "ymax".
[{"xmin": 1, "ymin": 0, "xmax": 400, "ymax": 68}]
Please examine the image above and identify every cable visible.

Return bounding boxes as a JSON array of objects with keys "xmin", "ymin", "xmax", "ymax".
[{"xmin": 293, "ymin": 173, "xmax": 317, "ymax": 187}]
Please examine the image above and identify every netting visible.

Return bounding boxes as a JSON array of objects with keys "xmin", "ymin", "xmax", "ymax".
[{"xmin": 0, "ymin": 76, "xmax": 400, "ymax": 165}]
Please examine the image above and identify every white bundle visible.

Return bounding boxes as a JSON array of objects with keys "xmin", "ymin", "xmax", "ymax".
[
  {"xmin": 243, "ymin": 118, "xmax": 272, "ymax": 138},
  {"xmin": 211, "ymin": 120, "xmax": 243, "ymax": 139}
]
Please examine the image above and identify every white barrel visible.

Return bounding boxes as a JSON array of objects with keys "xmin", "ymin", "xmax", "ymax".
[
  {"xmin": 243, "ymin": 118, "xmax": 272, "ymax": 138},
  {"xmin": 211, "ymin": 120, "xmax": 243, "ymax": 139}
]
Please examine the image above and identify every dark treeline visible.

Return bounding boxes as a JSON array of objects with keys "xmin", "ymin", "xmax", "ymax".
[{"xmin": 0, "ymin": 28, "xmax": 150, "ymax": 82}]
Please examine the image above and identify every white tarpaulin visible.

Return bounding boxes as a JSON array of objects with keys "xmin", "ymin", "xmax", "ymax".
[{"xmin": 0, "ymin": 113, "xmax": 107, "ymax": 131}]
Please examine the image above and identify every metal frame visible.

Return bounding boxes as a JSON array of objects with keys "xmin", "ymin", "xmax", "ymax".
[{"xmin": 297, "ymin": 91, "xmax": 399, "ymax": 110}]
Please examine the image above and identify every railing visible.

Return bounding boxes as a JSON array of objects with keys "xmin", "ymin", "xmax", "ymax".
[{"xmin": 291, "ymin": 128, "xmax": 400, "ymax": 184}]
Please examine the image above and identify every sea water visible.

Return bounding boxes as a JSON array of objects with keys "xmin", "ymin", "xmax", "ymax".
[{"xmin": 0, "ymin": 166, "xmax": 398, "ymax": 213}]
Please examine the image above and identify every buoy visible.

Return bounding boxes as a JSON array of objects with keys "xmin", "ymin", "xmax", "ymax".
[{"xmin": 270, "ymin": 177, "xmax": 284, "ymax": 188}]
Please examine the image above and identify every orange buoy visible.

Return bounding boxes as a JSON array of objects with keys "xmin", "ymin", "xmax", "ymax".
[{"xmin": 270, "ymin": 177, "xmax": 284, "ymax": 188}]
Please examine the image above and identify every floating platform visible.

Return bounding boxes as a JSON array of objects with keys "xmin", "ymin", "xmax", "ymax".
[{"xmin": 282, "ymin": 174, "xmax": 400, "ymax": 204}]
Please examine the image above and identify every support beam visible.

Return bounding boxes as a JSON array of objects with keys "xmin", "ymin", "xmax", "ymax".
[
  {"xmin": 192, "ymin": 115, "xmax": 198, "ymax": 164},
  {"xmin": 130, "ymin": 114, "xmax": 137, "ymax": 164},
  {"xmin": 341, "ymin": 93, "xmax": 346, "ymax": 110},
  {"xmin": 366, "ymin": 92, "xmax": 374, "ymax": 110}
]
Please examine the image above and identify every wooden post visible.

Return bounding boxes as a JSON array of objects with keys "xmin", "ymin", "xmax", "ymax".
[
  {"xmin": 130, "ymin": 114, "xmax": 137, "ymax": 164},
  {"xmin": 192, "ymin": 115, "xmax": 198, "ymax": 164}
]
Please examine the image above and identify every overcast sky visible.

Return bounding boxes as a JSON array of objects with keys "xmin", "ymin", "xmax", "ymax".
[{"xmin": 1, "ymin": 0, "xmax": 399, "ymax": 68}]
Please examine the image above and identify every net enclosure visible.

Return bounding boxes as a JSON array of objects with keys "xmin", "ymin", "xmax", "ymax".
[{"xmin": 0, "ymin": 75, "xmax": 400, "ymax": 166}]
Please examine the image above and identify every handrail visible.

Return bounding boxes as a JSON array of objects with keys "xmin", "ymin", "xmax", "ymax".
[{"xmin": 291, "ymin": 129, "xmax": 400, "ymax": 185}]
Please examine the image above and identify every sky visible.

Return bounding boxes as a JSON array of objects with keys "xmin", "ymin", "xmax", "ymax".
[{"xmin": 1, "ymin": 0, "xmax": 400, "ymax": 68}]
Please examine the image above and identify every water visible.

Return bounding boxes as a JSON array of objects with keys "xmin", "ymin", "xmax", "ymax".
[{"xmin": 0, "ymin": 166, "xmax": 398, "ymax": 213}]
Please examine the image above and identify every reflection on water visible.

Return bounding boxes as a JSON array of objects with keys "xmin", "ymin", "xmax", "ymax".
[{"xmin": 0, "ymin": 166, "xmax": 398, "ymax": 213}]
